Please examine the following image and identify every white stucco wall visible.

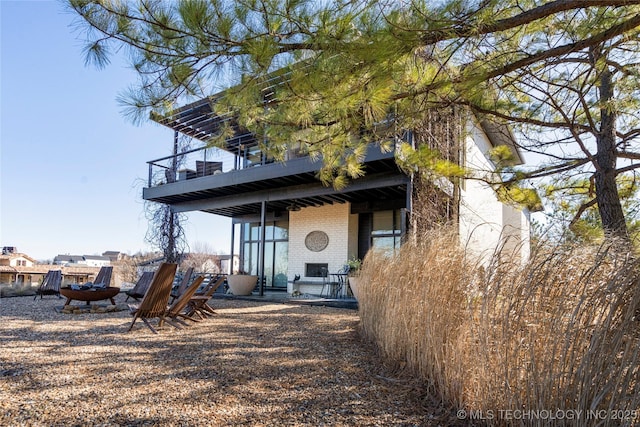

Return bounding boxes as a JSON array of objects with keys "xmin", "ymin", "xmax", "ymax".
[
  {"xmin": 9, "ymin": 255, "xmax": 34, "ymax": 268},
  {"xmin": 287, "ymin": 203, "xmax": 357, "ymax": 294},
  {"xmin": 502, "ymin": 203, "xmax": 532, "ymax": 262},
  {"xmin": 83, "ymin": 258, "xmax": 111, "ymax": 267},
  {"xmin": 459, "ymin": 121, "xmax": 531, "ymax": 265}
]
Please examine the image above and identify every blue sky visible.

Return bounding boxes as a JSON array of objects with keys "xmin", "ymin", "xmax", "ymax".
[{"xmin": 1, "ymin": 0, "xmax": 231, "ymax": 261}]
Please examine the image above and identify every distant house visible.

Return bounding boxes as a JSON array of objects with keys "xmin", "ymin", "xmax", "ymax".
[
  {"xmin": 0, "ymin": 252, "xmax": 38, "ymax": 284},
  {"xmin": 0, "ymin": 252, "xmax": 35, "ymax": 268},
  {"xmin": 181, "ymin": 253, "xmax": 235, "ymax": 274},
  {"xmin": 102, "ymin": 251, "xmax": 122, "ymax": 262},
  {"xmin": 53, "ymin": 254, "xmax": 111, "ymax": 267},
  {"xmin": 54, "ymin": 255, "xmax": 86, "ymax": 266},
  {"xmin": 83, "ymin": 255, "xmax": 111, "ymax": 267},
  {"xmin": 218, "ymin": 254, "xmax": 240, "ymax": 275},
  {"xmin": 0, "ymin": 252, "xmax": 100, "ymax": 286}
]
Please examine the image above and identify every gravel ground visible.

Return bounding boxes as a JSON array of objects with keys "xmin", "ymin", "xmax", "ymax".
[{"xmin": 0, "ymin": 293, "xmax": 459, "ymax": 426}]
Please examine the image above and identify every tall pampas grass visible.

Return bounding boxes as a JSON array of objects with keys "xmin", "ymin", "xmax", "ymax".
[{"xmin": 358, "ymin": 228, "xmax": 640, "ymax": 426}]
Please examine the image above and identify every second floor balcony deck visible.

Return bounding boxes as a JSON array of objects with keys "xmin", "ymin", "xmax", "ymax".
[
  {"xmin": 143, "ymin": 97, "xmax": 411, "ymax": 217},
  {"xmin": 143, "ymin": 143, "xmax": 408, "ymax": 218}
]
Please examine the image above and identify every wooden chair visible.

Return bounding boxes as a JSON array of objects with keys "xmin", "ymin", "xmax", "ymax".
[
  {"xmin": 127, "ymin": 263, "xmax": 177, "ymax": 334},
  {"xmin": 34, "ymin": 270, "xmax": 62, "ymax": 300},
  {"xmin": 169, "ymin": 267, "xmax": 194, "ymax": 303},
  {"xmin": 165, "ymin": 276, "xmax": 205, "ymax": 328},
  {"xmin": 185, "ymin": 275, "xmax": 226, "ymax": 319},
  {"xmin": 93, "ymin": 266, "xmax": 113, "ymax": 287},
  {"xmin": 125, "ymin": 271, "xmax": 155, "ymax": 301}
]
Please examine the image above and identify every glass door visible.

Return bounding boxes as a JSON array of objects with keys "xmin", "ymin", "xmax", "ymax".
[{"xmin": 240, "ymin": 220, "xmax": 289, "ymax": 288}]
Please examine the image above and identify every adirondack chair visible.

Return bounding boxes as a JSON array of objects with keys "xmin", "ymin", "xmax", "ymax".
[
  {"xmin": 169, "ymin": 267, "xmax": 194, "ymax": 303},
  {"xmin": 34, "ymin": 270, "xmax": 63, "ymax": 300},
  {"xmin": 127, "ymin": 263, "xmax": 177, "ymax": 334},
  {"xmin": 164, "ymin": 276, "xmax": 205, "ymax": 328},
  {"xmin": 92, "ymin": 266, "xmax": 113, "ymax": 287},
  {"xmin": 125, "ymin": 271, "xmax": 155, "ymax": 301},
  {"xmin": 185, "ymin": 275, "xmax": 226, "ymax": 319}
]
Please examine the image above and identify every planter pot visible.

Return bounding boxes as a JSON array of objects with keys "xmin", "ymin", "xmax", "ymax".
[
  {"xmin": 227, "ymin": 275, "xmax": 258, "ymax": 296},
  {"xmin": 348, "ymin": 277, "xmax": 360, "ymax": 300}
]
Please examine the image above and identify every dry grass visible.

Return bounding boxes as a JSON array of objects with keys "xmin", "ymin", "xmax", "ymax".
[
  {"xmin": 358, "ymin": 229, "xmax": 640, "ymax": 426},
  {"xmin": 0, "ymin": 294, "xmax": 456, "ymax": 426}
]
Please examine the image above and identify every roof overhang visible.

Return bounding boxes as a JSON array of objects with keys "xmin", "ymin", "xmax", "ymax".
[{"xmin": 480, "ymin": 120, "xmax": 524, "ymax": 165}]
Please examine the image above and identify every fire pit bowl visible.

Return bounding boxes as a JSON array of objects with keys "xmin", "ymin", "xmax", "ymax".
[{"xmin": 60, "ymin": 287, "xmax": 120, "ymax": 306}]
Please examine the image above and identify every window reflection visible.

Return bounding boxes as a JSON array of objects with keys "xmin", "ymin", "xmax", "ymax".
[
  {"xmin": 240, "ymin": 220, "xmax": 289, "ymax": 288},
  {"xmin": 371, "ymin": 210, "xmax": 402, "ymax": 255}
]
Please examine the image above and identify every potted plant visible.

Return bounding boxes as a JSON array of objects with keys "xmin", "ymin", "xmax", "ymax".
[
  {"xmin": 346, "ymin": 257, "xmax": 362, "ymax": 300},
  {"xmin": 226, "ymin": 271, "xmax": 258, "ymax": 295}
]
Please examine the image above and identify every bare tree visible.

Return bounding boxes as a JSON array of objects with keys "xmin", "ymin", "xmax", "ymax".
[
  {"xmin": 144, "ymin": 131, "xmax": 192, "ymax": 262},
  {"xmin": 182, "ymin": 242, "xmax": 220, "ymax": 274},
  {"xmin": 112, "ymin": 253, "xmax": 139, "ymax": 284},
  {"xmin": 145, "ymin": 202, "xmax": 187, "ymax": 264}
]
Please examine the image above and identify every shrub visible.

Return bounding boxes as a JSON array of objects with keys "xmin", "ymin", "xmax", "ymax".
[{"xmin": 0, "ymin": 282, "xmax": 37, "ymax": 297}]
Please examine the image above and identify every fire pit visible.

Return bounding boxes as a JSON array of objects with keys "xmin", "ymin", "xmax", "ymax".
[{"xmin": 60, "ymin": 287, "xmax": 120, "ymax": 306}]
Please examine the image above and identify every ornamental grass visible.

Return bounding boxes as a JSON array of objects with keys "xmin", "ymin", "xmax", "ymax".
[{"xmin": 358, "ymin": 229, "xmax": 640, "ymax": 426}]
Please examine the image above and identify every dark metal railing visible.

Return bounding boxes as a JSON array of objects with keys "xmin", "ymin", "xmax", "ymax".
[
  {"xmin": 146, "ymin": 145, "xmax": 258, "ymax": 187},
  {"xmin": 146, "ymin": 138, "xmax": 401, "ymax": 188}
]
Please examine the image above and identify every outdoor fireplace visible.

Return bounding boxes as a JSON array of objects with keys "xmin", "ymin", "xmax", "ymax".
[{"xmin": 305, "ymin": 263, "xmax": 328, "ymax": 278}]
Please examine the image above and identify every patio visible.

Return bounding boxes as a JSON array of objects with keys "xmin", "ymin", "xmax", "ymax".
[
  {"xmin": 0, "ymin": 292, "xmax": 456, "ymax": 426},
  {"xmin": 216, "ymin": 290, "xmax": 359, "ymax": 310}
]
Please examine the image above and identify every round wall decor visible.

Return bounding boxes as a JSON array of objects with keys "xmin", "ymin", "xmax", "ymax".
[{"xmin": 305, "ymin": 230, "xmax": 329, "ymax": 252}]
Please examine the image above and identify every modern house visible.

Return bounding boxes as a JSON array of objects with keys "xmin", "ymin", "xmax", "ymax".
[{"xmin": 143, "ymin": 97, "xmax": 532, "ymax": 295}]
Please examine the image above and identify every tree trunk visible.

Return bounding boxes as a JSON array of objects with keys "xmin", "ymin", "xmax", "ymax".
[{"xmin": 594, "ymin": 69, "xmax": 629, "ymax": 241}]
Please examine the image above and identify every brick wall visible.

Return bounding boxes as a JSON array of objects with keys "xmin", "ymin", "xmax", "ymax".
[{"xmin": 287, "ymin": 203, "xmax": 357, "ymax": 293}]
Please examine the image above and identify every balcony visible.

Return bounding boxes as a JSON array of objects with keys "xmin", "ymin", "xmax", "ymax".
[
  {"xmin": 143, "ymin": 141, "xmax": 407, "ymax": 218},
  {"xmin": 146, "ymin": 143, "xmax": 275, "ymax": 188}
]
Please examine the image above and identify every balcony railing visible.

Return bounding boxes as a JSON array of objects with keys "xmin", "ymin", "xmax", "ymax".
[
  {"xmin": 146, "ymin": 144, "xmax": 283, "ymax": 188},
  {"xmin": 147, "ymin": 137, "xmax": 404, "ymax": 189}
]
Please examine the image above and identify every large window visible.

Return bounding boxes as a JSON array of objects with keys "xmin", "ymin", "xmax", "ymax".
[
  {"xmin": 371, "ymin": 210, "xmax": 402, "ymax": 255},
  {"xmin": 240, "ymin": 220, "xmax": 289, "ymax": 288}
]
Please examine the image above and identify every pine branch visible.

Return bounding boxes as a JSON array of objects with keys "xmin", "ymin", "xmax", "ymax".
[
  {"xmin": 420, "ymin": 0, "xmax": 640, "ymax": 44},
  {"xmin": 569, "ymin": 197, "xmax": 598, "ymax": 228},
  {"xmin": 479, "ymin": 14, "xmax": 640, "ymax": 82}
]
